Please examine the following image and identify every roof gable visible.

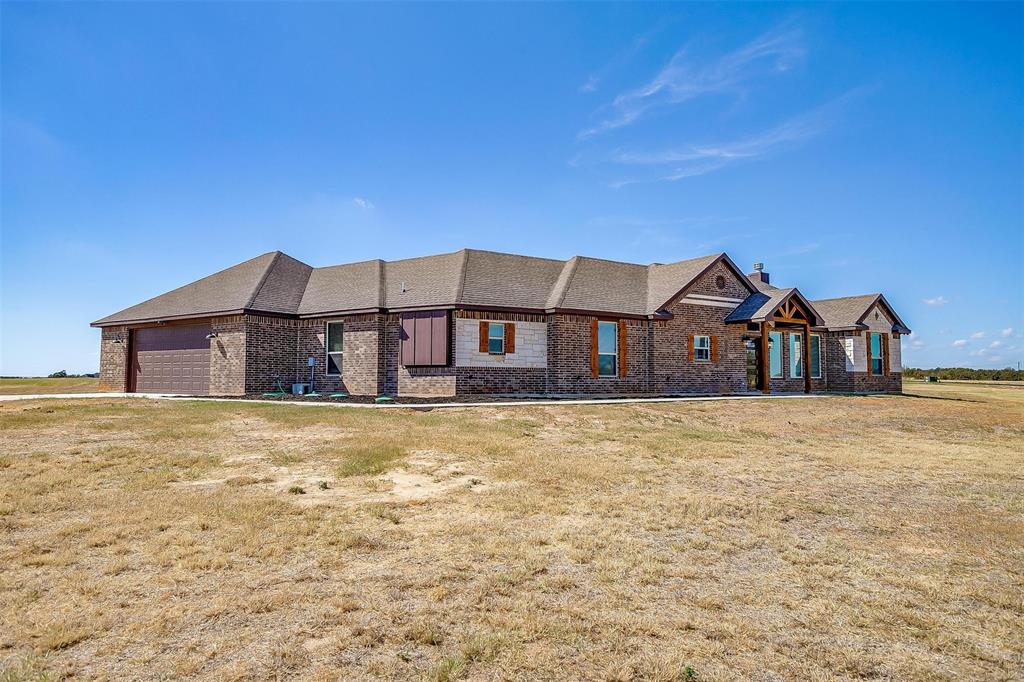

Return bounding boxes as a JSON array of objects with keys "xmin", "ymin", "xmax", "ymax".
[
  {"xmin": 811, "ymin": 293, "xmax": 910, "ymax": 332},
  {"xmin": 725, "ymin": 287, "xmax": 824, "ymax": 326},
  {"xmin": 650, "ymin": 253, "xmax": 757, "ymax": 314},
  {"xmin": 92, "ymin": 252, "xmax": 296, "ymax": 326}
]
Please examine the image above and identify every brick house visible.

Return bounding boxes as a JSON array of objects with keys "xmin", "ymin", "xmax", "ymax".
[{"xmin": 92, "ymin": 249, "xmax": 910, "ymax": 397}]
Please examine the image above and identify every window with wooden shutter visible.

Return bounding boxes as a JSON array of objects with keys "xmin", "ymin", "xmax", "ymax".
[
  {"xmin": 869, "ymin": 333, "xmax": 883, "ymax": 376},
  {"xmin": 478, "ymin": 321, "xmax": 488, "ymax": 353},
  {"xmin": 486, "ymin": 322, "xmax": 505, "ymax": 354},
  {"xmin": 596, "ymin": 321, "xmax": 618, "ymax": 377},
  {"xmin": 505, "ymin": 323, "xmax": 516, "ymax": 354},
  {"xmin": 618, "ymin": 320, "xmax": 627, "ymax": 378},
  {"xmin": 688, "ymin": 334, "xmax": 695, "ymax": 361},
  {"xmin": 710, "ymin": 336, "xmax": 718, "ymax": 363},
  {"xmin": 590, "ymin": 319, "xmax": 599, "ymax": 377},
  {"xmin": 400, "ymin": 311, "xmax": 449, "ymax": 366},
  {"xmin": 883, "ymin": 333, "xmax": 890, "ymax": 376}
]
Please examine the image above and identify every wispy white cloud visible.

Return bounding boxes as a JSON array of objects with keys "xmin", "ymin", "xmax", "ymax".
[
  {"xmin": 970, "ymin": 331, "xmax": 985, "ymax": 339},
  {"xmin": 578, "ymin": 18, "xmax": 676, "ymax": 95},
  {"xmin": 352, "ymin": 197, "xmax": 375, "ymax": 210},
  {"xmin": 907, "ymin": 334, "xmax": 925, "ymax": 351},
  {"xmin": 989, "ymin": 340, "xmax": 1004, "ymax": 349},
  {"xmin": 923, "ymin": 296, "xmax": 949, "ymax": 306},
  {"xmin": 1001, "ymin": 327, "xmax": 1015, "ymax": 337},
  {"xmin": 952, "ymin": 339, "xmax": 968, "ymax": 348},
  {"xmin": 579, "ymin": 75, "xmax": 600, "ymax": 94},
  {"xmin": 607, "ymin": 90, "xmax": 861, "ymax": 186},
  {"xmin": 580, "ymin": 21, "xmax": 804, "ymax": 138}
]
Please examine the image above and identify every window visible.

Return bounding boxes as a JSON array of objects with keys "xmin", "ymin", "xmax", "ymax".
[
  {"xmin": 597, "ymin": 321, "xmax": 617, "ymax": 377},
  {"xmin": 325, "ymin": 322, "xmax": 343, "ymax": 375},
  {"xmin": 810, "ymin": 335, "xmax": 822, "ymax": 379},
  {"xmin": 869, "ymin": 333, "xmax": 883, "ymax": 375},
  {"xmin": 790, "ymin": 332, "xmax": 803, "ymax": 378},
  {"xmin": 769, "ymin": 331, "xmax": 783, "ymax": 378},
  {"xmin": 487, "ymin": 322, "xmax": 505, "ymax": 354},
  {"xmin": 694, "ymin": 335, "xmax": 711, "ymax": 361}
]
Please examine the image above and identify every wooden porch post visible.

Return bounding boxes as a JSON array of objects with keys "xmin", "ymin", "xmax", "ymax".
[
  {"xmin": 760, "ymin": 321, "xmax": 770, "ymax": 394},
  {"xmin": 803, "ymin": 322, "xmax": 812, "ymax": 394}
]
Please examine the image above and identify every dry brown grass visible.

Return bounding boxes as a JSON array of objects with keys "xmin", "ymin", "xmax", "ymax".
[
  {"xmin": 1, "ymin": 384, "xmax": 1021, "ymax": 680},
  {"xmin": 0, "ymin": 377, "xmax": 100, "ymax": 395}
]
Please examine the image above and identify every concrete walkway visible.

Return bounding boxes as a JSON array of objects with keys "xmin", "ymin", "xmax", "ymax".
[
  {"xmin": 0, "ymin": 392, "xmax": 843, "ymax": 409},
  {"xmin": 0, "ymin": 392, "xmax": 183, "ymax": 402}
]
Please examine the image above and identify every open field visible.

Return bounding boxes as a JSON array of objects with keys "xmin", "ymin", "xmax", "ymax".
[
  {"xmin": 0, "ymin": 377, "xmax": 100, "ymax": 395},
  {"xmin": 1, "ymin": 383, "xmax": 1022, "ymax": 680}
]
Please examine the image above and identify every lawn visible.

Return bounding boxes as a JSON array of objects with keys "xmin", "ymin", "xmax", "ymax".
[
  {"xmin": 0, "ymin": 377, "xmax": 100, "ymax": 395},
  {"xmin": 0, "ymin": 384, "xmax": 1021, "ymax": 680}
]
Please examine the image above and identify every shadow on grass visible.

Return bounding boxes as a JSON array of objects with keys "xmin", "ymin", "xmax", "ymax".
[{"xmin": 900, "ymin": 392, "xmax": 981, "ymax": 403}]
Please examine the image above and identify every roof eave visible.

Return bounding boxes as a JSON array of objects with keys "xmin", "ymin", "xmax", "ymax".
[{"xmin": 90, "ymin": 308, "xmax": 248, "ymax": 327}]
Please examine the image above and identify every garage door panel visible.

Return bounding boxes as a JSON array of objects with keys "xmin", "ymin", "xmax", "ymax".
[{"xmin": 132, "ymin": 324, "xmax": 211, "ymax": 394}]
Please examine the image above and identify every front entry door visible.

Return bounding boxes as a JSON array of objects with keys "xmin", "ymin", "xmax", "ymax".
[{"xmin": 745, "ymin": 339, "xmax": 761, "ymax": 391}]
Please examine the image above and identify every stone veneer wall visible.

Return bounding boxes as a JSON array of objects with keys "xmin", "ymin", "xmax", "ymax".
[{"xmin": 454, "ymin": 311, "xmax": 547, "ymax": 394}]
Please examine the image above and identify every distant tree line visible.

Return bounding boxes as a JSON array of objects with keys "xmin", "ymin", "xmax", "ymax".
[{"xmin": 903, "ymin": 367, "xmax": 1024, "ymax": 381}]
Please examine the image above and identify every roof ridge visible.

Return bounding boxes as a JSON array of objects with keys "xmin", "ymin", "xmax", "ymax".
[
  {"xmin": 462, "ymin": 247, "xmax": 565, "ymax": 262},
  {"xmin": 812, "ymin": 293, "xmax": 879, "ymax": 302},
  {"xmin": 245, "ymin": 251, "xmax": 283, "ymax": 310},
  {"xmin": 455, "ymin": 249, "xmax": 470, "ymax": 304},
  {"xmin": 550, "ymin": 256, "xmax": 581, "ymax": 309}
]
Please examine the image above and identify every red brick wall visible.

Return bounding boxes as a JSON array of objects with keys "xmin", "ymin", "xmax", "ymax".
[
  {"xmin": 209, "ymin": 316, "xmax": 246, "ymax": 395},
  {"xmin": 244, "ymin": 316, "xmax": 298, "ymax": 393},
  {"xmin": 296, "ymin": 315, "xmax": 381, "ymax": 396},
  {"xmin": 98, "ymin": 326, "xmax": 129, "ymax": 391},
  {"xmin": 823, "ymin": 331, "xmax": 901, "ymax": 394},
  {"xmin": 546, "ymin": 315, "xmax": 651, "ymax": 394},
  {"xmin": 651, "ymin": 302, "xmax": 748, "ymax": 395}
]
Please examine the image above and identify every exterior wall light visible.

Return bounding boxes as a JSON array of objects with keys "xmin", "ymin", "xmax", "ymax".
[{"xmin": 206, "ymin": 332, "xmax": 219, "ymax": 340}]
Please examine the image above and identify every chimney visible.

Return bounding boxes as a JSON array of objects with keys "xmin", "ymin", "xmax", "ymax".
[{"xmin": 748, "ymin": 262, "xmax": 769, "ymax": 285}]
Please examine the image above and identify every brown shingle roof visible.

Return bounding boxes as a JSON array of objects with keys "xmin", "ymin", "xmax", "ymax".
[
  {"xmin": 92, "ymin": 248, "xmax": 756, "ymax": 325},
  {"xmin": 298, "ymin": 259, "xmax": 383, "ymax": 315},
  {"xmin": 92, "ymin": 252, "xmax": 296, "ymax": 326},
  {"xmin": 811, "ymin": 294, "xmax": 911, "ymax": 332},
  {"xmin": 725, "ymin": 288, "xmax": 824, "ymax": 326}
]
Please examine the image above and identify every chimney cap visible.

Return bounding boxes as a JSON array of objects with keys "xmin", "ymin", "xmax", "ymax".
[{"xmin": 753, "ymin": 262, "xmax": 764, "ymax": 272}]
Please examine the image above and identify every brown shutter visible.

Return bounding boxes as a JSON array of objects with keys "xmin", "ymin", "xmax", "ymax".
[
  {"xmin": 688, "ymin": 334, "xmax": 695, "ymax": 361},
  {"xmin": 618, "ymin": 320, "xmax": 627, "ymax": 378},
  {"xmin": 711, "ymin": 336, "xmax": 719, "ymax": 363},
  {"xmin": 590, "ymin": 319, "xmax": 599, "ymax": 378},
  {"xmin": 883, "ymin": 333, "xmax": 890, "ymax": 376},
  {"xmin": 400, "ymin": 314, "xmax": 415, "ymax": 366},
  {"xmin": 430, "ymin": 311, "xmax": 448, "ymax": 366},
  {"xmin": 479, "ymin": 321, "xmax": 488, "ymax": 353},
  {"xmin": 505, "ymin": 323, "xmax": 516, "ymax": 354}
]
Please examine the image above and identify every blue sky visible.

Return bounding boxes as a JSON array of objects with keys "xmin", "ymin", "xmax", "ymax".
[{"xmin": 2, "ymin": 2, "xmax": 1021, "ymax": 375}]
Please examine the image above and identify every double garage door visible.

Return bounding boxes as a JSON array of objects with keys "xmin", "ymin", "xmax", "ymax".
[{"xmin": 131, "ymin": 324, "xmax": 211, "ymax": 394}]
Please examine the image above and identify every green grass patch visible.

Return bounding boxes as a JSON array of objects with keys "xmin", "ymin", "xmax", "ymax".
[{"xmin": 335, "ymin": 444, "xmax": 406, "ymax": 478}]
